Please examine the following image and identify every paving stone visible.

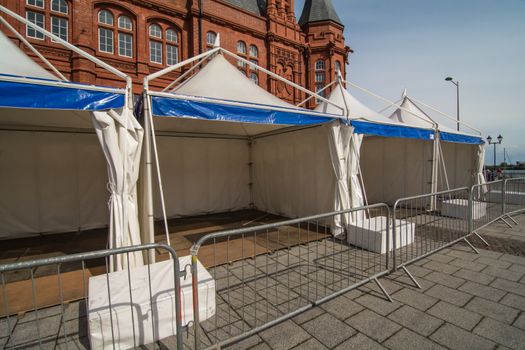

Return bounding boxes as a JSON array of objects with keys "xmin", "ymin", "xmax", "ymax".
[
  {"xmin": 320, "ymin": 294, "xmax": 364, "ymax": 320},
  {"xmin": 477, "ymin": 249, "xmax": 503, "ymax": 259},
  {"xmin": 465, "ymin": 297, "xmax": 520, "ymax": 324},
  {"xmin": 342, "ymin": 288, "xmax": 364, "ymax": 300},
  {"xmin": 302, "ymin": 313, "xmax": 356, "ymax": 348},
  {"xmin": 0, "ymin": 317, "xmax": 16, "ymax": 338},
  {"xmin": 483, "ymin": 266, "xmax": 524, "ymax": 282},
  {"xmin": 473, "ymin": 317, "xmax": 525, "ymax": 349},
  {"xmin": 290, "ymin": 337, "xmax": 328, "ymax": 350},
  {"xmin": 430, "ymin": 322, "xmax": 495, "ymax": 350},
  {"xmin": 248, "ymin": 342, "xmax": 272, "ymax": 350},
  {"xmin": 425, "ymin": 284, "xmax": 473, "ymax": 307},
  {"xmin": 476, "ymin": 257, "xmax": 512, "ymax": 269},
  {"xmin": 383, "ymin": 328, "xmax": 445, "ymax": 350},
  {"xmin": 514, "ymin": 313, "xmax": 525, "ymax": 330},
  {"xmin": 259, "ymin": 320, "xmax": 310, "ymax": 350},
  {"xmin": 458, "ymin": 281, "xmax": 506, "ymax": 302},
  {"xmin": 453, "ymin": 268, "xmax": 496, "ymax": 285},
  {"xmin": 387, "ymin": 305, "xmax": 443, "ymax": 336},
  {"xmin": 333, "ymin": 333, "xmax": 386, "ymax": 350},
  {"xmin": 391, "ymin": 287, "xmax": 439, "ymax": 311},
  {"xmin": 354, "ymin": 293, "xmax": 402, "ymax": 316},
  {"xmin": 423, "ymin": 260, "xmax": 460, "ymax": 274},
  {"xmin": 446, "ymin": 249, "xmax": 479, "ymax": 261},
  {"xmin": 491, "ymin": 278, "xmax": 525, "ymax": 296},
  {"xmin": 500, "ymin": 293, "xmax": 525, "ymax": 312},
  {"xmin": 224, "ymin": 335, "xmax": 264, "ymax": 350},
  {"xmin": 449, "ymin": 258, "xmax": 486, "ymax": 272},
  {"xmin": 394, "ymin": 274, "xmax": 436, "ymax": 292},
  {"xmin": 501, "ymin": 254, "xmax": 525, "ymax": 265},
  {"xmin": 427, "ymin": 301, "xmax": 482, "ymax": 331},
  {"xmin": 427, "ymin": 253, "xmax": 455, "ymax": 264},
  {"xmin": 291, "ymin": 307, "xmax": 325, "ymax": 325},
  {"xmin": 509, "ymin": 263, "xmax": 525, "ymax": 274},
  {"xmin": 423, "ymin": 271, "xmax": 466, "ymax": 288},
  {"xmin": 9, "ymin": 314, "xmax": 62, "ymax": 347},
  {"xmin": 398, "ymin": 264, "xmax": 433, "ymax": 278},
  {"xmin": 345, "ymin": 310, "xmax": 401, "ymax": 343}
]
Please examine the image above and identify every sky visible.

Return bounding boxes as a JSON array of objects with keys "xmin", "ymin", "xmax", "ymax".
[{"xmin": 295, "ymin": 0, "xmax": 525, "ymax": 165}]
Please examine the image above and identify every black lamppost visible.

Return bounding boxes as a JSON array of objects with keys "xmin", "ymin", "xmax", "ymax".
[
  {"xmin": 487, "ymin": 134, "xmax": 503, "ymax": 168},
  {"xmin": 445, "ymin": 77, "xmax": 460, "ymax": 131}
]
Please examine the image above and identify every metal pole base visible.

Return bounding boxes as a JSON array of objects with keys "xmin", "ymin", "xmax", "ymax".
[
  {"xmin": 463, "ymin": 238, "xmax": 480, "ymax": 255},
  {"xmin": 401, "ymin": 266, "xmax": 422, "ymax": 289},
  {"xmin": 472, "ymin": 231, "xmax": 489, "ymax": 246},
  {"xmin": 373, "ymin": 277, "xmax": 393, "ymax": 303},
  {"xmin": 504, "ymin": 214, "xmax": 519, "ymax": 225},
  {"xmin": 499, "ymin": 217, "xmax": 513, "ymax": 228}
]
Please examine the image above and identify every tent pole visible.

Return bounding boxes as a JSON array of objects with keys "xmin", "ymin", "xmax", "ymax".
[
  {"xmin": 296, "ymin": 81, "xmax": 337, "ymax": 107},
  {"xmin": 430, "ymin": 130, "xmax": 440, "ymax": 210}
]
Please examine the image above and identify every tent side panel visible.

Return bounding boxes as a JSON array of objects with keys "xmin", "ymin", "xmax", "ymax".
[
  {"xmin": 153, "ymin": 136, "xmax": 251, "ymax": 219},
  {"xmin": 440, "ymin": 142, "xmax": 477, "ymax": 190},
  {"xmin": 0, "ymin": 131, "xmax": 109, "ymax": 239},
  {"xmin": 252, "ymin": 126, "xmax": 336, "ymax": 219}
]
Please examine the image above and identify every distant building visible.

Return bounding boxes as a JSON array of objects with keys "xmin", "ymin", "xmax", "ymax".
[{"xmin": 1, "ymin": 0, "xmax": 351, "ymax": 107}]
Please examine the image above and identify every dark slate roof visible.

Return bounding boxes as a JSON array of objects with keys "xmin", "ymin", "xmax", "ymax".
[
  {"xmin": 222, "ymin": 0, "xmax": 266, "ymax": 16},
  {"xmin": 299, "ymin": 0, "xmax": 343, "ymax": 26}
]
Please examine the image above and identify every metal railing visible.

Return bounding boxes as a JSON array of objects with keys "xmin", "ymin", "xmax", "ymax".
[
  {"xmin": 0, "ymin": 244, "xmax": 184, "ymax": 350},
  {"xmin": 504, "ymin": 177, "xmax": 525, "ymax": 218},
  {"xmin": 189, "ymin": 204, "xmax": 392, "ymax": 349},
  {"xmin": 470, "ymin": 179, "xmax": 506, "ymax": 232},
  {"xmin": 392, "ymin": 187, "xmax": 474, "ymax": 272}
]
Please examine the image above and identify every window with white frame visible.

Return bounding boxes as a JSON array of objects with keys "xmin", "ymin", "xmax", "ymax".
[
  {"xmin": 315, "ymin": 59, "xmax": 325, "ymax": 71},
  {"xmin": 166, "ymin": 28, "xmax": 179, "ymax": 65},
  {"xmin": 51, "ymin": 16, "xmax": 67, "ymax": 41},
  {"xmin": 249, "ymin": 45, "xmax": 258, "ymax": 58},
  {"xmin": 98, "ymin": 10, "xmax": 114, "ymax": 53},
  {"xmin": 25, "ymin": 0, "xmax": 70, "ymax": 42},
  {"xmin": 315, "ymin": 83, "xmax": 325, "ymax": 103},
  {"xmin": 27, "ymin": 0, "xmax": 44, "ymax": 8},
  {"xmin": 118, "ymin": 15, "xmax": 133, "ymax": 57},
  {"xmin": 250, "ymin": 72, "xmax": 259, "ymax": 85},
  {"xmin": 206, "ymin": 31, "xmax": 217, "ymax": 46},
  {"xmin": 51, "ymin": 0, "xmax": 68, "ymax": 14},
  {"xmin": 26, "ymin": 11, "xmax": 45, "ymax": 39}
]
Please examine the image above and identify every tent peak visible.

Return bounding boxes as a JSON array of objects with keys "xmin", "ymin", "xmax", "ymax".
[{"xmin": 401, "ymin": 88, "xmax": 407, "ymax": 99}]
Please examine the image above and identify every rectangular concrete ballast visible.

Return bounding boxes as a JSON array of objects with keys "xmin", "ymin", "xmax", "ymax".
[{"xmin": 442, "ymin": 199, "xmax": 487, "ymax": 220}]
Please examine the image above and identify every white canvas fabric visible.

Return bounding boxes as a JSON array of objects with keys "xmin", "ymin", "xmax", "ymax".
[
  {"xmin": 0, "ymin": 31, "xmax": 57, "ymax": 80},
  {"xmin": 349, "ymin": 133, "xmax": 365, "ymax": 219},
  {"xmin": 388, "ymin": 96, "xmax": 435, "ymax": 129},
  {"xmin": 327, "ymin": 121, "xmax": 352, "ymax": 234},
  {"xmin": 93, "ymin": 108, "xmax": 144, "ymax": 271},
  {"xmin": 476, "ymin": 144, "xmax": 486, "ymax": 186},
  {"xmin": 438, "ymin": 141, "xmax": 478, "ymax": 190}
]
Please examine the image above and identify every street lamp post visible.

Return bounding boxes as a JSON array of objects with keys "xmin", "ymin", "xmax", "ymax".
[
  {"xmin": 445, "ymin": 77, "xmax": 460, "ymax": 131},
  {"xmin": 486, "ymin": 134, "xmax": 503, "ymax": 169}
]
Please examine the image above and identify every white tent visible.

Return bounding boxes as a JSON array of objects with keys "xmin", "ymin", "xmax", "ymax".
[
  {"xmin": 0, "ymin": 7, "xmax": 143, "ymax": 270},
  {"xmin": 314, "ymin": 80, "xmax": 437, "ymax": 206},
  {"xmin": 141, "ymin": 43, "xmax": 354, "ymax": 242}
]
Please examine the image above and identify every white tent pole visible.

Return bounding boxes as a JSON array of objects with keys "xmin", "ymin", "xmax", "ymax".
[
  {"xmin": 343, "ymin": 79, "xmax": 437, "ymax": 128},
  {"xmin": 0, "ymin": 16, "xmax": 68, "ymax": 81},
  {"xmin": 145, "ymin": 47, "xmax": 220, "ymax": 83},
  {"xmin": 336, "ymin": 79, "xmax": 351, "ymax": 120},
  {"xmin": 143, "ymin": 79, "xmax": 171, "ymax": 247},
  {"xmin": 409, "ymin": 96, "xmax": 482, "ymax": 135},
  {"xmin": 430, "ymin": 132, "xmax": 440, "ymax": 210},
  {"xmin": 296, "ymin": 81, "xmax": 337, "ymax": 107},
  {"xmin": 0, "ymin": 5, "xmax": 128, "ymax": 80},
  {"xmin": 220, "ymin": 48, "xmax": 344, "ymax": 113},
  {"xmin": 438, "ymin": 140, "xmax": 451, "ymax": 190}
]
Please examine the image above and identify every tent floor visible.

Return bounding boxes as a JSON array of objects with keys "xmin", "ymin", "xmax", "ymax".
[{"xmin": 0, "ymin": 209, "xmax": 330, "ymax": 315}]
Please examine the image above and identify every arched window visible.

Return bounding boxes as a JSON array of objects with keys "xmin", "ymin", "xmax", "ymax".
[
  {"xmin": 166, "ymin": 28, "xmax": 179, "ymax": 65},
  {"xmin": 98, "ymin": 10, "xmax": 114, "ymax": 53},
  {"xmin": 206, "ymin": 31, "xmax": 216, "ymax": 46},
  {"xmin": 335, "ymin": 61, "xmax": 342, "ymax": 73},
  {"xmin": 315, "ymin": 59, "xmax": 325, "ymax": 71},
  {"xmin": 249, "ymin": 45, "xmax": 258, "ymax": 58},
  {"xmin": 237, "ymin": 41, "xmax": 246, "ymax": 54},
  {"xmin": 250, "ymin": 72, "xmax": 259, "ymax": 85},
  {"xmin": 149, "ymin": 24, "xmax": 162, "ymax": 64},
  {"xmin": 25, "ymin": 0, "xmax": 70, "ymax": 41},
  {"xmin": 118, "ymin": 15, "xmax": 133, "ymax": 57}
]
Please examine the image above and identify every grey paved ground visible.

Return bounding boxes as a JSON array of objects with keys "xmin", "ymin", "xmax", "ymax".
[
  {"xmin": 226, "ymin": 213, "xmax": 525, "ymax": 350},
  {"xmin": 1, "ymin": 212, "xmax": 524, "ymax": 349}
]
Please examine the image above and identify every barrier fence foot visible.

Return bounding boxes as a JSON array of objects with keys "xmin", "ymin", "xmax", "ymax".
[
  {"xmin": 472, "ymin": 231, "xmax": 489, "ymax": 247},
  {"xmin": 505, "ymin": 214, "xmax": 519, "ymax": 225},
  {"xmin": 373, "ymin": 277, "xmax": 393, "ymax": 303},
  {"xmin": 401, "ymin": 266, "xmax": 422, "ymax": 289},
  {"xmin": 463, "ymin": 238, "xmax": 480, "ymax": 255},
  {"xmin": 499, "ymin": 217, "xmax": 513, "ymax": 228}
]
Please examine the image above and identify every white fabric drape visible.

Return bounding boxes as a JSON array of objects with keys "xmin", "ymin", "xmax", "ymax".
[
  {"xmin": 476, "ymin": 144, "xmax": 486, "ymax": 186},
  {"xmin": 93, "ymin": 108, "xmax": 144, "ymax": 271},
  {"xmin": 349, "ymin": 132, "xmax": 365, "ymax": 223},
  {"xmin": 327, "ymin": 121, "xmax": 353, "ymax": 235}
]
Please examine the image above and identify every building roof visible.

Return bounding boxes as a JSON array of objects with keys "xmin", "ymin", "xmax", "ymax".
[
  {"xmin": 299, "ymin": 0, "xmax": 343, "ymax": 26},
  {"xmin": 222, "ymin": 0, "xmax": 266, "ymax": 16}
]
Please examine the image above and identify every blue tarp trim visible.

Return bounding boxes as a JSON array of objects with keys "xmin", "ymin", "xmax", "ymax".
[
  {"xmin": 0, "ymin": 80, "xmax": 125, "ymax": 111},
  {"xmin": 351, "ymin": 120, "xmax": 435, "ymax": 140},
  {"xmin": 151, "ymin": 96, "xmax": 336, "ymax": 125},
  {"xmin": 440, "ymin": 131, "xmax": 484, "ymax": 144}
]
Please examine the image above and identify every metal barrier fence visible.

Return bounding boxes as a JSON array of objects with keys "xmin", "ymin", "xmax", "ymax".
[
  {"xmin": 470, "ymin": 180, "xmax": 506, "ymax": 233},
  {"xmin": 504, "ymin": 177, "xmax": 525, "ymax": 218},
  {"xmin": 0, "ymin": 243, "xmax": 184, "ymax": 350},
  {"xmin": 189, "ymin": 204, "xmax": 392, "ymax": 349},
  {"xmin": 392, "ymin": 187, "xmax": 474, "ymax": 272}
]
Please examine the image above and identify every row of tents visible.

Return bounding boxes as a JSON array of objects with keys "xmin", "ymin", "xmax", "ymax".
[{"xmin": 0, "ymin": 7, "xmax": 485, "ymax": 270}]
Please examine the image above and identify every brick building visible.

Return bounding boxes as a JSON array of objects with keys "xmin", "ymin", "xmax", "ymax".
[{"xmin": 1, "ymin": 0, "xmax": 351, "ymax": 107}]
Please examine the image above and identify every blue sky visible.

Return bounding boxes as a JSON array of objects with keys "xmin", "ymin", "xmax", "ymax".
[{"xmin": 295, "ymin": 0, "xmax": 525, "ymax": 165}]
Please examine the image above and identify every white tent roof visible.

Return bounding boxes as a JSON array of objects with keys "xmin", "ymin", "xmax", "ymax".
[
  {"xmin": 388, "ymin": 95, "xmax": 435, "ymax": 129},
  {"xmin": 174, "ymin": 53, "xmax": 293, "ymax": 108},
  {"xmin": 314, "ymin": 84, "xmax": 394, "ymax": 124},
  {"xmin": 0, "ymin": 31, "xmax": 57, "ymax": 80}
]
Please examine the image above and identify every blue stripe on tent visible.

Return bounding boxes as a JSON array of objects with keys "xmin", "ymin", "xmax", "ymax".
[
  {"xmin": 351, "ymin": 120, "xmax": 435, "ymax": 140},
  {"xmin": 151, "ymin": 96, "xmax": 336, "ymax": 125},
  {"xmin": 0, "ymin": 80, "xmax": 125, "ymax": 111},
  {"xmin": 440, "ymin": 131, "xmax": 484, "ymax": 144}
]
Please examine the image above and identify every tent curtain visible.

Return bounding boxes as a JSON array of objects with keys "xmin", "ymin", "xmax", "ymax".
[
  {"xmin": 92, "ymin": 108, "xmax": 144, "ymax": 271},
  {"xmin": 327, "ymin": 121, "xmax": 353, "ymax": 235},
  {"xmin": 349, "ymin": 132, "xmax": 365, "ymax": 223}
]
